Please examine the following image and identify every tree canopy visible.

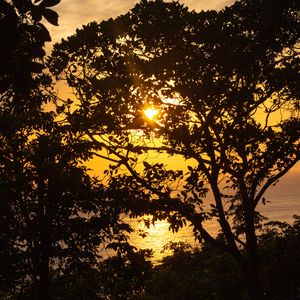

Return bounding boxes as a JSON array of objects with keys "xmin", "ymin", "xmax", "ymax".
[
  {"xmin": 49, "ymin": 0, "xmax": 300, "ymax": 298},
  {"xmin": 0, "ymin": 1, "xmax": 136, "ymax": 299}
]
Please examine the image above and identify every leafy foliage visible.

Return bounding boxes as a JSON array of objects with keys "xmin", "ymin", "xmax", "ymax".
[
  {"xmin": 133, "ymin": 218, "xmax": 300, "ymax": 300},
  {"xmin": 0, "ymin": 0, "xmax": 58, "ymax": 100},
  {"xmin": 0, "ymin": 1, "xmax": 137, "ymax": 299},
  {"xmin": 49, "ymin": 0, "xmax": 300, "ymax": 298}
]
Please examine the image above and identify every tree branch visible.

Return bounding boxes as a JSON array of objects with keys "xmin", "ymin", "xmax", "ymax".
[{"xmin": 254, "ymin": 154, "xmax": 300, "ymax": 207}]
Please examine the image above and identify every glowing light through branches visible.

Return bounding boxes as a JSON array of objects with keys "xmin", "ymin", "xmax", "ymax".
[{"xmin": 144, "ymin": 106, "xmax": 159, "ymax": 121}]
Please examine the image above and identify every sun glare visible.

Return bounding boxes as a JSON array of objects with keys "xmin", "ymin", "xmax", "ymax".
[{"xmin": 144, "ymin": 106, "xmax": 159, "ymax": 121}]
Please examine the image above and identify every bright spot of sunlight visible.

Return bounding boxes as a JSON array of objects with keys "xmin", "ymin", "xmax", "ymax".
[{"xmin": 144, "ymin": 106, "xmax": 159, "ymax": 121}]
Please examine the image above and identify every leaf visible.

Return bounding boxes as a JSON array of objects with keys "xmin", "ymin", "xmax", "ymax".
[
  {"xmin": 143, "ymin": 161, "xmax": 151, "ymax": 169},
  {"xmin": 31, "ymin": 6, "xmax": 42, "ymax": 22},
  {"xmin": 29, "ymin": 62, "xmax": 45, "ymax": 73},
  {"xmin": 31, "ymin": 46, "xmax": 46, "ymax": 58},
  {"xmin": 42, "ymin": 8, "xmax": 59, "ymax": 26},
  {"xmin": 41, "ymin": 0, "xmax": 61, "ymax": 8},
  {"xmin": 38, "ymin": 23, "xmax": 51, "ymax": 42}
]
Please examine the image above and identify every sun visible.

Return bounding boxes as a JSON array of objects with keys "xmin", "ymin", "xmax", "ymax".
[{"xmin": 144, "ymin": 106, "xmax": 159, "ymax": 121}]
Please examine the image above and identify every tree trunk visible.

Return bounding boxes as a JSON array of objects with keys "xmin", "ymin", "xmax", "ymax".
[
  {"xmin": 32, "ymin": 234, "xmax": 50, "ymax": 300},
  {"xmin": 240, "ymin": 181, "xmax": 264, "ymax": 299},
  {"xmin": 242, "ymin": 258, "xmax": 263, "ymax": 300},
  {"xmin": 39, "ymin": 231, "xmax": 50, "ymax": 300},
  {"xmin": 243, "ymin": 205, "xmax": 264, "ymax": 299},
  {"xmin": 36, "ymin": 164, "xmax": 51, "ymax": 300}
]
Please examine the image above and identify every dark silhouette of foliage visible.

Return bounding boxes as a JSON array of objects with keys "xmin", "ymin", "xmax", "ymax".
[
  {"xmin": 132, "ymin": 218, "xmax": 300, "ymax": 300},
  {"xmin": 258, "ymin": 216, "xmax": 300, "ymax": 299},
  {"xmin": 0, "ymin": 1, "xmax": 136, "ymax": 299},
  {"xmin": 0, "ymin": 125, "xmax": 136, "ymax": 299},
  {"xmin": 135, "ymin": 241, "xmax": 242, "ymax": 300},
  {"xmin": 0, "ymin": 0, "xmax": 58, "ymax": 108},
  {"xmin": 97, "ymin": 248, "xmax": 153, "ymax": 300},
  {"xmin": 49, "ymin": 0, "xmax": 299, "ymax": 299},
  {"xmin": 48, "ymin": 247, "xmax": 153, "ymax": 300},
  {"xmin": 0, "ymin": 1, "xmax": 61, "ymax": 298}
]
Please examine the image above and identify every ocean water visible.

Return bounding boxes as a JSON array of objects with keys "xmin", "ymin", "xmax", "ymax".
[
  {"xmin": 129, "ymin": 192, "xmax": 300, "ymax": 264},
  {"xmin": 128, "ymin": 218, "xmax": 198, "ymax": 263},
  {"xmin": 97, "ymin": 168, "xmax": 300, "ymax": 264}
]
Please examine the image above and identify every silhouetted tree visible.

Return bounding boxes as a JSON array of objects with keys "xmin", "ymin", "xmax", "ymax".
[
  {"xmin": 258, "ymin": 216, "xmax": 300, "ymax": 299},
  {"xmin": 0, "ymin": 0, "xmax": 60, "ymax": 297},
  {"xmin": 0, "ymin": 1, "xmax": 135, "ymax": 299},
  {"xmin": 1, "ymin": 125, "xmax": 137, "ymax": 299},
  {"xmin": 49, "ymin": 0, "xmax": 300, "ymax": 299},
  {"xmin": 133, "ymin": 218, "xmax": 300, "ymax": 300},
  {"xmin": 97, "ymin": 248, "xmax": 153, "ymax": 299},
  {"xmin": 134, "ymin": 241, "xmax": 242, "ymax": 300},
  {"xmin": 0, "ymin": 0, "xmax": 59, "ymax": 110}
]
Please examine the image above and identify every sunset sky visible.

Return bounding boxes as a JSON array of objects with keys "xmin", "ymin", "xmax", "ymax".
[{"xmin": 48, "ymin": 0, "xmax": 235, "ymax": 44}]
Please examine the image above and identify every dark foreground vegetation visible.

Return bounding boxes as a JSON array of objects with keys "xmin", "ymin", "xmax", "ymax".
[
  {"xmin": 0, "ymin": 0, "xmax": 299, "ymax": 299},
  {"xmin": 135, "ymin": 218, "xmax": 300, "ymax": 300},
  {"xmin": 1, "ymin": 217, "xmax": 300, "ymax": 299}
]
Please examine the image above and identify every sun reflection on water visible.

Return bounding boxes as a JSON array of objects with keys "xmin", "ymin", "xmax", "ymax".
[{"xmin": 128, "ymin": 218, "xmax": 198, "ymax": 264}]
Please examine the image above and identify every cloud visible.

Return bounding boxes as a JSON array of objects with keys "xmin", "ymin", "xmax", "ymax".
[
  {"xmin": 181, "ymin": 0, "xmax": 234, "ymax": 11},
  {"xmin": 47, "ymin": 0, "xmax": 234, "ymax": 46},
  {"xmin": 48, "ymin": 0, "xmax": 139, "ymax": 44}
]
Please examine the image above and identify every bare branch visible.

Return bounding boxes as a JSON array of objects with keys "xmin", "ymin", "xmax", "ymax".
[{"xmin": 254, "ymin": 154, "xmax": 300, "ymax": 207}]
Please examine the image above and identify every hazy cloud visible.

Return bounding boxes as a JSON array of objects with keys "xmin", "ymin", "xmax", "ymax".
[
  {"xmin": 47, "ymin": 0, "xmax": 235, "ymax": 45},
  {"xmin": 181, "ymin": 0, "xmax": 234, "ymax": 11}
]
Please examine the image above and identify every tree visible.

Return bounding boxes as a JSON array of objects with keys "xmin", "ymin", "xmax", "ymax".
[
  {"xmin": 1, "ymin": 125, "xmax": 137, "ymax": 299},
  {"xmin": 49, "ymin": 0, "xmax": 300, "ymax": 298},
  {"xmin": 0, "ymin": 1, "xmax": 135, "ymax": 299},
  {"xmin": 134, "ymin": 241, "xmax": 242, "ymax": 300},
  {"xmin": 134, "ymin": 219, "xmax": 300, "ymax": 300},
  {"xmin": 0, "ymin": 0, "xmax": 59, "ymax": 110},
  {"xmin": 96, "ymin": 248, "xmax": 153, "ymax": 299},
  {"xmin": 0, "ymin": 0, "xmax": 60, "ymax": 297},
  {"xmin": 257, "ymin": 216, "xmax": 300, "ymax": 299}
]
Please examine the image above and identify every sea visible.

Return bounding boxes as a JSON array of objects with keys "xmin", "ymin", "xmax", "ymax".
[{"xmin": 128, "ymin": 170, "xmax": 300, "ymax": 264}]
